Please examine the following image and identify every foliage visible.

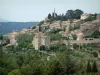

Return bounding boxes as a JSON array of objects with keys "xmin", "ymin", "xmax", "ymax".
[
  {"xmin": 91, "ymin": 61, "xmax": 98, "ymax": 73},
  {"xmin": 85, "ymin": 13, "xmax": 98, "ymax": 22},
  {"xmin": 72, "ymin": 34, "xmax": 77, "ymax": 40},
  {"xmin": 86, "ymin": 60, "xmax": 91, "ymax": 73},
  {"xmin": 0, "ymin": 33, "xmax": 100, "ymax": 75},
  {"xmin": 16, "ymin": 33, "xmax": 34, "ymax": 48},
  {"xmin": 32, "ymin": 26, "xmax": 36, "ymax": 29},
  {"xmin": 45, "ymin": 59, "xmax": 63, "ymax": 75},
  {"xmin": 38, "ymin": 20, "xmax": 44, "ymax": 26},
  {"xmin": 91, "ymin": 30, "xmax": 100, "ymax": 38},
  {"xmin": 48, "ymin": 13, "xmax": 52, "ymax": 19},
  {"xmin": 16, "ymin": 55, "xmax": 24, "ymax": 69},
  {"xmin": 8, "ymin": 69, "xmax": 21, "ymax": 75},
  {"xmin": 74, "ymin": 9, "xmax": 83, "ymax": 19},
  {"xmin": 50, "ymin": 43, "xmax": 66, "ymax": 52},
  {"xmin": 92, "ymin": 52, "xmax": 98, "ymax": 57},
  {"xmin": 0, "ymin": 34, "xmax": 3, "ymax": 40},
  {"xmin": 47, "ymin": 9, "xmax": 83, "ymax": 21},
  {"xmin": 57, "ymin": 50, "xmax": 77, "ymax": 75},
  {"xmin": 47, "ymin": 32, "xmax": 62, "ymax": 41},
  {"xmin": 0, "ymin": 56, "xmax": 17, "ymax": 75}
]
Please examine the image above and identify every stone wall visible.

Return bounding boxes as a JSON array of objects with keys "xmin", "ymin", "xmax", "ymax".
[{"xmin": 63, "ymin": 38, "xmax": 100, "ymax": 45}]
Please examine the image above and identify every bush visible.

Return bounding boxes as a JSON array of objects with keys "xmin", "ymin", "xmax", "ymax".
[
  {"xmin": 92, "ymin": 52, "xmax": 98, "ymax": 57},
  {"xmin": 16, "ymin": 33, "xmax": 34, "ymax": 48}
]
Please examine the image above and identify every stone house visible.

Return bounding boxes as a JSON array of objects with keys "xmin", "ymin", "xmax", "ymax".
[
  {"xmin": 81, "ymin": 13, "xmax": 91, "ymax": 20},
  {"xmin": 61, "ymin": 20, "xmax": 71, "ymax": 28},
  {"xmin": 41, "ymin": 23, "xmax": 50, "ymax": 31},
  {"xmin": 96, "ymin": 14, "xmax": 100, "ymax": 20},
  {"xmin": 35, "ymin": 26, "xmax": 40, "ymax": 32},
  {"xmin": 80, "ymin": 20, "xmax": 100, "ymax": 36},
  {"xmin": 20, "ymin": 28, "xmax": 33, "ymax": 34},
  {"xmin": 71, "ymin": 20, "xmax": 82, "ymax": 28},
  {"xmin": 8, "ymin": 30, "xmax": 19, "ymax": 45},
  {"xmin": 32, "ymin": 32, "xmax": 50, "ymax": 50},
  {"xmin": 50, "ymin": 21, "xmax": 61, "ymax": 29}
]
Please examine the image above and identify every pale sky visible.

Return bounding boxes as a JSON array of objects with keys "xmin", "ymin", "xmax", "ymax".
[{"xmin": 0, "ymin": 0, "xmax": 100, "ymax": 22}]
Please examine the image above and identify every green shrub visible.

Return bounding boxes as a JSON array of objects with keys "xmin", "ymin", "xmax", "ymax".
[{"xmin": 92, "ymin": 52, "xmax": 98, "ymax": 57}]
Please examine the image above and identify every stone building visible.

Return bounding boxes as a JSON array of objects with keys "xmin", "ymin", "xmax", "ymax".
[
  {"xmin": 35, "ymin": 26, "xmax": 40, "ymax": 32},
  {"xmin": 96, "ymin": 14, "xmax": 100, "ymax": 20},
  {"xmin": 64, "ymin": 38, "xmax": 100, "ymax": 45},
  {"xmin": 80, "ymin": 20, "xmax": 100, "ymax": 36},
  {"xmin": 32, "ymin": 32, "xmax": 50, "ymax": 50},
  {"xmin": 61, "ymin": 20, "xmax": 71, "ymax": 29},
  {"xmin": 71, "ymin": 20, "xmax": 82, "ymax": 28},
  {"xmin": 8, "ymin": 30, "xmax": 19, "ymax": 45},
  {"xmin": 20, "ymin": 28, "xmax": 33, "ymax": 34},
  {"xmin": 41, "ymin": 23, "xmax": 50, "ymax": 31},
  {"xmin": 50, "ymin": 21, "xmax": 61, "ymax": 29},
  {"xmin": 76, "ymin": 32, "xmax": 84, "ymax": 41},
  {"xmin": 81, "ymin": 13, "xmax": 91, "ymax": 20}
]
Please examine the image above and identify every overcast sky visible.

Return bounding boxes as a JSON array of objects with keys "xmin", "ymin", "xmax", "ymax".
[{"xmin": 0, "ymin": 0, "xmax": 100, "ymax": 22}]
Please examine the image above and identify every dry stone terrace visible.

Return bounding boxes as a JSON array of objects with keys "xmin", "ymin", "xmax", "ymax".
[{"xmin": 63, "ymin": 38, "xmax": 100, "ymax": 45}]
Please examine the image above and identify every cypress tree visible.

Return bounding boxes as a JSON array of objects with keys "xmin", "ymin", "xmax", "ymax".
[
  {"xmin": 86, "ymin": 60, "xmax": 91, "ymax": 73},
  {"xmin": 48, "ymin": 13, "xmax": 52, "ymax": 19},
  {"xmin": 92, "ymin": 61, "xmax": 98, "ymax": 73}
]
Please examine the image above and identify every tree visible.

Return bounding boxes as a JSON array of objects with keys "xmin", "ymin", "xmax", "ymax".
[
  {"xmin": 38, "ymin": 21, "xmax": 44, "ymax": 25},
  {"xmin": 16, "ymin": 55, "xmax": 24, "ymax": 69},
  {"xmin": 74, "ymin": 9, "xmax": 83, "ymax": 19},
  {"xmin": 72, "ymin": 34, "xmax": 77, "ymax": 40},
  {"xmin": 86, "ymin": 60, "xmax": 91, "ymax": 73},
  {"xmin": 92, "ymin": 52, "xmax": 98, "ymax": 57},
  {"xmin": 8, "ymin": 69, "xmax": 21, "ymax": 75},
  {"xmin": 0, "ymin": 34, "xmax": 3, "ymax": 40},
  {"xmin": 56, "ymin": 15, "xmax": 62, "ymax": 20},
  {"xmin": 16, "ymin": 33, "xmax": 34, "ymax": 48},
  {"xmin": 48, "ymin": 13, "xmax": 52, "ymax": 19},
  {"xmin": 0, "ymin": 47, "xmax": 3, "ymax": 58},
  {"xmin": 85, "ymin": 13, "xmax": 98, "ymax": 22},
  {"xmin": 66, "ymin": 10, "xmax": 74, "ymax": 19},
  {"xmin": 91, "ymin": 30, "xmax": 100, "ymax": 38},
  {"xmin": 91, "ymin": 61, "xmax": 98, "ymax": 73},
  {"xmin": 47, "ymin": 60, "xmax": 63, "ymax": 75},
  {"xmin": 57, "ymin": 51, "xmax": 77, "ymax": 75}
]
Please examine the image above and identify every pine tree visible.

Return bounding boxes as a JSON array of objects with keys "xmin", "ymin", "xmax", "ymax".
[
  {"xmin": 92, "ymin": 61, "xmax": 98, "ymax": 73},
  {"xmin": 86, "ymin": 60, "xmax": 91, "ymax": 73}
]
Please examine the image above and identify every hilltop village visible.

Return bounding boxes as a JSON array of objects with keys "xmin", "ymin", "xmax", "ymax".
[
  {"xmin": 5, "ymin": 9, "xmax": 100, "ymax": 50},
  {"xmin": 0, "ymin": 9, "xmax": 100, "ymax": 75}
]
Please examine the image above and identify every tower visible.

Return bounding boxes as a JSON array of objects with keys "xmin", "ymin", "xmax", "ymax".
[
  {"xmin": 32, "ymin": 32, "xmax": 50, "ymax": 50},
  {"xmin": 53, "ymin": 8, "xmax": 56, "ymax": 18},
  {"xmin": 54, "ymin": 8, "xmax": 55, "ymax": 14}
]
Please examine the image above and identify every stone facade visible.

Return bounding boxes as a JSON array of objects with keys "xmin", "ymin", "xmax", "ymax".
[
  {"xmin": 8, "ymin": 30, "xmax": 19, "ymax": 45},
  {"xmin": 81, "ymin": 13, "xmax": 91, "ymax": 20},
  {"xmin": 80, "ymin": 22, "xmax": 93, "ymax": 31},
  {"xmin": 35, "ymin": 26, "xmax": 40, "ymax": 32},
  {"xmin": 20, "ymin": 28, "xmax": 33, "ymax": 34},
  {"xmin": 61, "ymin": 20, "xmax": 71, "ymax": 28},
  {"xmin": 32, "ymin": 32, "xmax": 50, "ymax": 50},
  {"xmin": 50, "ymin": 21, "xmax": 61, "ymax": 29},
  {"xmin": 96, "ymin": 14, "xmax": 100, "ymax": 20},
  {"xmin": 80, "ymin": 20, "xmax": 100, "ymax": 36},
  {"xmin": 71, "ymin": 20, "xmax": 82, "ymax": 28},
  {"xmin": 41, "ymin": 23, "xmax": 50, "ymax": 31},
  {"xmin": 63, "ymin": 38, "xmax": 100, "ymax": 45}
]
